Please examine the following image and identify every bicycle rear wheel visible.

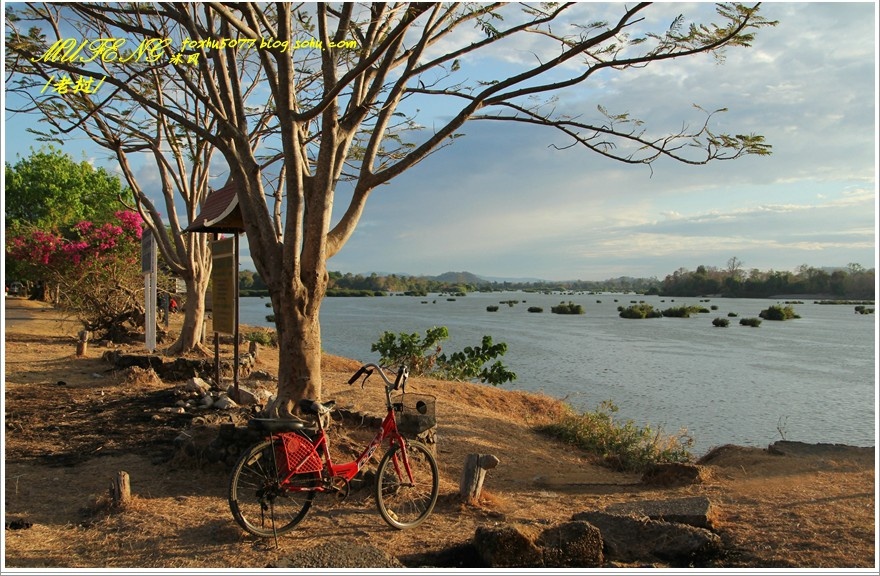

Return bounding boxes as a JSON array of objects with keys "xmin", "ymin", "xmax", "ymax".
[
  {"xmin": 228, "ymin": 439, "xmax": 319, "ymax": 537},
  {"xmin": 374, "ymin": 440, "xmax": 439, "ymax": 529}
]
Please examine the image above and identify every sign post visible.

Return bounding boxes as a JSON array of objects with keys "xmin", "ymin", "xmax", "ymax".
[
  {"xmin": 141, "ymin": 230, "xmax": 158, "ymax": 352},
  {"xmin": 211, "ymin": 235, "xmax": 240, "ymax": 399}
]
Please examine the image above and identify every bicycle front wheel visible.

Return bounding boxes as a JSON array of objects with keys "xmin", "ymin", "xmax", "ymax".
[
  {"xmin": 228, "ymin": 439, "xmax": 319, "ymax": 538},
  {"xmin": 374, "ymin": 440, "xmax": 439, "ymax": 529}
]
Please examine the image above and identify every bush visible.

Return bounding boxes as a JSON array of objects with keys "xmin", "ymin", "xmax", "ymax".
[
  {"xmin": 619, "ymin": 304, "xmax": 661, "ymax": 319},
  {"xmin": 371, "ymin": 327, "xmax": 516, "ymax": 386},
  {"xmin": 740, "ymin": 317, "xmax": 762, "ymax": 327},
  {"xmin": 244, "ymin": 329, "xmax": 277, "ymax": 347},
  {"xmin": 527, "ymin": 307, "xmax": 543, "ymax": 313},
  {"xmin": 712, "ymin": 317, "xmax": 730, "ymax": 327},
  {"xmin": 727, "ymin": 312, "xmax": 738, "ymax": 317},
  {"xmin": 486, "ymin": 305, "xmax": 499, "ymax": 312},
  {"xmin": 759, "ymin": 305, "xmax": 800, "ymax": 321},
  {"xmin": 551, "ymin": 301, "xmax": 585, "ymax": 315},
  {"xmin": 537, "ymin": 401, "xmax": 693, "ymax": 473}
]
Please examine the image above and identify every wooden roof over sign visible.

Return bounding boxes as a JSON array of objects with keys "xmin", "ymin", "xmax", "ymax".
[{"xmin": 186, "ymin": 182, "xmax": 244, "ymax": 233}]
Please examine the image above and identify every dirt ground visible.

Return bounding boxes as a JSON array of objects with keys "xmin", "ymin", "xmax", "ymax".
[{"xmin": 3, "ymin": 297, "xmax": 876, "ymax": 569}]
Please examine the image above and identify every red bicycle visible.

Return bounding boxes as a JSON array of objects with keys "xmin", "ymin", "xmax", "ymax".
[{"xmin": 227, "ymin": 363, "xmax": 439, "ymax": 538}]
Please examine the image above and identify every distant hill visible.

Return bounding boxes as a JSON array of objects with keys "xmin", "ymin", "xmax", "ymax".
[{"xmin": 430, "ymin": 271, "xmax": 486, "ymax": 285}]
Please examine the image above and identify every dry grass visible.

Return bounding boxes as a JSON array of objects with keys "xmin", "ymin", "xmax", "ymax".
[{"xmin": 3, "ymin": 297, "xmax": 876, "ymax": 569}]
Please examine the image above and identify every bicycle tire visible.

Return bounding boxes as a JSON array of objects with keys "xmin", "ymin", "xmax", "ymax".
[
  {"xmin": 228, "ymin": 439, "xmax": 320, "ymax": 537},
  {"xmin": 374, "ymin": 440, "xmax": 439, "ymax": 529}
]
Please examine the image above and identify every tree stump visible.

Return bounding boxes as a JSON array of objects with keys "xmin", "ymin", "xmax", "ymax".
[
  {"xmin": 75, "ymin": 330, "xmax": 89, "ymax": 356},
  {"xmin": 110, "ymin": 470, "xmax": 131, "ymax": 507},
  {"xmin": 460, "ymin": 453, "xmax": 500, "ymax": 504}
]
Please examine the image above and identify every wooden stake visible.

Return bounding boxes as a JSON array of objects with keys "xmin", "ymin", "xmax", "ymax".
[
  {"xmin": 460, "ymin": 453, "xmax": 500, "ymax": 504},
  {"xmin": 75, "ymin": 330, "xmax": 89, "ymax": 356},
  {"xmin": 110, "ymin": 470, "xmax": 131, "ymax": 507}
]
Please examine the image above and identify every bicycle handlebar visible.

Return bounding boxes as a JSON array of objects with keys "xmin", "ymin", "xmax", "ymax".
[{"xmin": 348, "ymin": 363, "xmax": 408, "ymax": 391}]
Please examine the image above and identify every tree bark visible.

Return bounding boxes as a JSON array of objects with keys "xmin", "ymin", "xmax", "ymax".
[
  {"xmin": 165, "ymin": 270, "xmax": 210, "ymax": 356},
  {"xmin": 264, "ymin": 290, "xmax": 324, "ymax": 418}
]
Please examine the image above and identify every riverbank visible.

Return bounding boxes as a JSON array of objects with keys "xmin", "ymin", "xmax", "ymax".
[{"xmin": 3, "ymin": 297, "xmax": 876, "ymax": 568}]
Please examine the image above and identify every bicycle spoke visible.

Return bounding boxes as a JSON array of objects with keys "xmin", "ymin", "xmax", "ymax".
[
  {"xmin": 228, "ymin": 440, "xmax": 319, "ymax": 537},
  {"xmin": 375, "ymin": 441, "xmax": 439, "ymax": 529}
]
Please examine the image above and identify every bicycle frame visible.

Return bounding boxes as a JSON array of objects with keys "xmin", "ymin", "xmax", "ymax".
[
  {"xmin": 275, "ymin": 398, "xmax": 410, "ymax": 492},
  {"xmin": 228, "ymin": 362, "xmax": 438, "ymax": 537}
]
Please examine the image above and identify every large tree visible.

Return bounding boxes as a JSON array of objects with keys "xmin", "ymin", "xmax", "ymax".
[
  {"xmin": 5, "ymin": 2, "xmax": 775, "ymax": 417},
  {"xmin": 4, "ymin": 145, "xmax": 130, "ymax": 231},
  {"xmin": 4, "ymin": 146, "xmax": 132, "ymax": 295},
  {"xmin": 5, "ymin": 7, "xmax": 245, "ymax": 355}
]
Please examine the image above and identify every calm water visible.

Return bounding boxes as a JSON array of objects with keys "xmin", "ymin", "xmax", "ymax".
[{"xmin": 240, "ymin": 292, "xmax": 877, "ymax": 456}]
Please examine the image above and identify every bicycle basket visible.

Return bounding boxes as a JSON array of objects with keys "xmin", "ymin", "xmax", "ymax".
[
  {"xmin": 392, "ymin": 393, "xmax": 436, "ymax": 435},
  {"xmin": 275, "ymin": 432, "xmax": 322, "ymax": 474}
]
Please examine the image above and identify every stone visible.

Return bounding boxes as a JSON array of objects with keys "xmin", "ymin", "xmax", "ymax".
[
  {"xmin": 537, "ymin": 521, "xmax": 604, "ymax": 567},
  {"xmin": 602, "ymin": 496, "xmax": 717, "ymax": 530},
  {"xmin": 184, "ymin": 377, "xmax": 211, "ymax": 395},
  {"xmin": 572, "ymin": 510, "xmax": 722, "ymax": 564},
  {"xmin": 213, "ymin": 395, "xmax": 239, "ymax": 410},
  {"xmin": 641, "ymin": 462, "xmax": 703, "ymax": 486},
  {"xmin": 472, "ymin": 524, "xmax": 543, "ymax": 568},
  {"xmin": 247, "ymin": 370, "xmax": 274, "ymax": 381}
]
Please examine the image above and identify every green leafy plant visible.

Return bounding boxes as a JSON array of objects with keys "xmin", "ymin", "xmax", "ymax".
[
  {"xmin": 619, "ymin": 304, "xmax": 662, "ymax": 319},
  {"xmin": 759, "ymin": 304, "xmax": 801, "ymax": 320},
  {"xmin": 740, "ymin": 317, "xmax": 762, "ymax": 327},
  {"xmin": 551, "ymin": 301, "xmax": 585, "ymax": 315},
  {"xmin": 371, "ymin": 327, "xmax": 516, "ymax": 386},
  {"xmin": 537, "ymin": 401, "xmax": 693, "ymax": 472},
  {"xmin": 244, "ymin": 329, "xmax": 278, "ymax": 347},
  {"xmin": 712, "ymin": 317, "xmax": 730, "ymax": 327},
  {"xmin": 371, "ymin": 326, "xmax": 449, "ymax": 376}
]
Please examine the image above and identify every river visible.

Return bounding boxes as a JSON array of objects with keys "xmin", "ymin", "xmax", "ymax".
[{"xmin": 239, "ymin": 291, "xmax": 876, "ymax": 456}]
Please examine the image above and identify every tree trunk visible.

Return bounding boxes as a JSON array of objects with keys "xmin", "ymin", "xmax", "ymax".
[
  {"xmin": 265, "ymin": 293, "xmax": 323, "ymax": 418},
  {"xmin": 165, "ymin": 272, "xmax": 209, "ymax": 355}
]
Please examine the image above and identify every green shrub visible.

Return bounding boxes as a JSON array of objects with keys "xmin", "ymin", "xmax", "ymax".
[
  {"xmin": 619, "ymin": 304, "xmax": 661, "ymax": 319},
  {"xmin": 712, "ymin": 317, "xmax": 730, "ymax": 327},
  {"xmin": 436, "ymin": 335, "xmax": 517, "ymax": 386},
  {"xmin": 486, "ymin": 305, "xmax": 499, "ymax": 312},
  {"xmin": 527, "ymin": 307, "xmax": 543, "ymax": 313},
  {"xmin": 727, "ymin": 312, "xmax": 738, "ymax": 317},
  {"xmin": 661, "ymin": 305, "xmax": 709, "ymax": 318},
  {"xmin": 551, "ymin": 301, "xmax": 585, "ymax": 315},
  {"xmin": 740, "ymin": 317, "xmax": 762, "ymax": 327},
  {"xmin": 537, "ymin": 401, "xmax": 693, "ymax": 473},
  {"xmin": 759, "ymin": 305, "xmax": 800, "ymax": 321},
  {"xmin": 371, "ymin": 327, "xmax": 516, "ymax": 386},
  {"xmin": 244, "ymin": 329, "xmax": 278, "ymax": 347}
]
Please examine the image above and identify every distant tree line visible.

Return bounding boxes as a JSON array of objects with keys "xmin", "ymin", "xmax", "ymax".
[
  {"xmin": 237, "ymin": 259, "xmax": 875, "ymax": 300},
  {"xmin": 658, "ymin": 261, "xmax": 875, "ymax": 299}
]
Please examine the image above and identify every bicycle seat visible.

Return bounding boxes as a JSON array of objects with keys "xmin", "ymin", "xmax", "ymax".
[{"xmin": 247, "ymin": 418, "xmax": 311, "ymax": 433}]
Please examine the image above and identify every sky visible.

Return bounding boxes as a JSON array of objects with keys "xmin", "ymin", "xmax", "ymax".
[{"xmin": 3, "ymin": 2, "xmax": 878, "ymax": 282}]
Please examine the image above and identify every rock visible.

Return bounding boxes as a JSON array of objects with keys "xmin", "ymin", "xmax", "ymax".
[
  {"xmin": 213, "ymin": 395, "xmax": 238, "ymax": 410},
  {"xmin": 572, "ymin": 510, "xmax": 722, "ymax": 565},
  {"xmin": 247, "ymin": 370, "xmax": 275, "ymax": 381},
  {"xmin": 472, "ymin": 525, "xmax": 543, "ymax": 568},
  {"xmin": 767, "ymin": 440, "xmax": 875, "ymax": 460},
  {"xmin": 184, "ymin": 377, "xmax": 211, "ymax": 396},
  {"xmin": 200, "ymin": 395, "xmax": 214, "ymax": 408},
  {"xmin": 226, "ymin": 384, "xmax": 264, "ymax": 406},
  {"xmin": 269, "ymin": 541, "xmax": 405, "ymax": 568},
  {"xmin": 537, "ymin": 521, "xmax": 604, "ymax": 567},
  {"xmin": 602, "ymin": 496, "xmax": 716, "ymax": 530},
  {"xmin": 641, "ymin": 462, "xmax": 703, "ymax": 486}
]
